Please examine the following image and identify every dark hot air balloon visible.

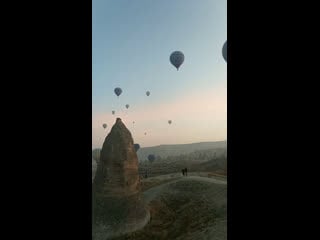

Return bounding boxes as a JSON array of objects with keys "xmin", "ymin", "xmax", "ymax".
[
  {"xmin": 146, "ymin": 91, "xmax": 150, "ymax": 96},
  {"xmin": 222, "ymin": 41, "xmax": 227, "ymax": 62},
  {"xmin": 134, "ymin": 144, "xmax": 140, "ymax": 152},
  {"xmin": 125, "ymin": 104, "xmax": 129, "ymax": 109},
  {"xmin": 170, "ymin": 51, "xmax": 184, "ymax": 70},
  {"xmin": 112, "ymin": 110, "xmax": 115, "ymax": 115},
  {"xmin": 148, "ymin": 154, "xmax": 155, "ymax": 163},
  {"xmin": 102, "ymin": 123, "xmax": 107, "ymax": 129},
  {"xmin": 114, "ymin": 87, "xmax": 122, "ymax": 97},
  {"xmin": 168, "ymin": 120, "xmax": 172, "ymax": 124}
]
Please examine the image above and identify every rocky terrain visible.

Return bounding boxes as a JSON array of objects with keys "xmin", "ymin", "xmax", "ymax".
[
  {"xmin": 111, "ymin": 174, "xmax": 227, "ymax": 240},
  {"xmin": 92, "ymin": 119, "xmax": 227, "ymax": 240},
  {"xmin": 92, "ymin": 118, "xmax": 149, "ymax": 240}
]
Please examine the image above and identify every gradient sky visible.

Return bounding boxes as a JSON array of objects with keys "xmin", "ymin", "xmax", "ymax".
[{"xmin": 92, "ymin": 0, "xmax": 227, "ymax": 149}]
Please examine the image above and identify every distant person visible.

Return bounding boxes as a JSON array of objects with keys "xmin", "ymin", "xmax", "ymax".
[
  {"xmin": 185, "ymin": 168, "xmax": 188, "ymax": 176},
  {"xmin": 181, "ymin": 169, "xmax": 185, "ymax": 176}
]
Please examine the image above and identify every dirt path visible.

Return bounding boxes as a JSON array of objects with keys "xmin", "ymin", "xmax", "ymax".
[
  {"xmin": 109, "ymin": 173, "xmax": 227, "ymax": 240},
  {"xmin": 143, "ymin": 175, "xmax": 227, "ymax": 204}
]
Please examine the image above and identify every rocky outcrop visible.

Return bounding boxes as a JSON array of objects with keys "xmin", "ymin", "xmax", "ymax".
[{"xmin": 92, "ymin": 118, "xmax": 149, "ymax": 239}]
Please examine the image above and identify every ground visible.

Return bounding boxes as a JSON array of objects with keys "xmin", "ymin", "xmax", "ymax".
[{"xmin": 109, "ymin": 172, "xmax": 227, "ymax": 240}]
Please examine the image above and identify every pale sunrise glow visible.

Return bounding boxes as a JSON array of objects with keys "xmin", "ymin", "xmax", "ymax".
[{"xmin": 93, "ymin": 0, "xmax": 227, "ymax": 149}]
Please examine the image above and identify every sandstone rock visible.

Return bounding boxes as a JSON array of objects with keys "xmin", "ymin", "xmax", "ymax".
[{"xmin": 92, "ymin": 118, "xmax": 149, "ymax": 239}]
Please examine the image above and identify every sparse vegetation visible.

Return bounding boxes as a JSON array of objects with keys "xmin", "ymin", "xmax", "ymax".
[
  {"xmin": 92, "ymin": 142, "xmax": 227, "ymax": 240},
  {"xmin": 111, "ymin": 176, "xmax": 227, "ymax": 240},
  {"xmin": 138, "ymin": 148, "xmax": 227, "ymax": 178}
]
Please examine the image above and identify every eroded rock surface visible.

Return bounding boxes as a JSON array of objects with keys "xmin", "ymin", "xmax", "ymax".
[{"xmin": 92, "ymin": 118, "xmax": 149, "ymax": 240}]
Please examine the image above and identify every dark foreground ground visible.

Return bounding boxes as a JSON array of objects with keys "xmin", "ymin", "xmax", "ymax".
[{"xmin": 109, "ymin": 173, "xmax": 227, "ymax": 240}]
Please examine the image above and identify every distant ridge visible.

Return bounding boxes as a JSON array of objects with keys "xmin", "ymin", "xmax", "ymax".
[
  {"xmin": 93, "ymin": 141, "xmax": 227, "ymax": 162},
  {"xmin": 137, "ymin": 141, "xmax": 226, "ymax": 162},
  {"xmin": 155, "ymin": 141, "xmax": 225, "ymax": 147}
]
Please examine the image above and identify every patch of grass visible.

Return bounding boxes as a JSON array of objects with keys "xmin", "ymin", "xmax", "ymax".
[
  {"xmin": 141, "ymin": 177, "xmax": 180, "ymax": 191},
  {"xmin": 109, "ymin": 178, "xmax": 227, "ymax": 240}
]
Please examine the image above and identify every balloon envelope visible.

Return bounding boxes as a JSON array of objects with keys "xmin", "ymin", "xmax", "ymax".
[
  {"xmin": 148, "ymin": 154, "xmax": 155, "ymax": 162},
  {"xmin": 170, "ymin": 51, "xmax": 184, "ymax": 70},
  {"xmin": 168, "ymin": 120, "xmax": 172, "ymax": 124},
  {"xmin": 222, "ymin": 41, "xmax": 227, "ymax": 62},
  {"xmin": 102, "ymin": 123, "xmax": 107, "ymax": 129},
  {"xmin": 134, "ymin": 144, "xmax": 140, "ymax": 152},
  {"xmin": 146, "ymin": 91, "xmax": 150, "ymax": 96},
  {"xmin": 125, "ymin": 104, "xmax": 129, "ymax": 109},
  {"xmin": 112, "ymin": 110, "xmax": 115, "ymax": 115},
  {"xmin": 114, "ymin": 87, "xmax": 122, "ymax": 97}
]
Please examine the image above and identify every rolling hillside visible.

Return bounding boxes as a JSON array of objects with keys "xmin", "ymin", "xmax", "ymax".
[{"xmin": 137, "ymin": 141, "xmax": 226, "ymax": 161}]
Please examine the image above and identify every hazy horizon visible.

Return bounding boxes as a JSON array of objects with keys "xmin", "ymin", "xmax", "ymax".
[
  {"xmin": 92, "ymin": 0, "xmax": 227, "ymax": 149},
  {"xmin": 92, "ymin": 137, "xmax": 226, "ymax": 150}
]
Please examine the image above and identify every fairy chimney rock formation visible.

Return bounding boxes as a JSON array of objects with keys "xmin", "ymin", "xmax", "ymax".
[
  {"xmin": 93, "ymin": 118, "xmax": 140, "ymax": 196},
  {"xmin": 92, "ymin": 118, "xmax": 149, "ymax": 239}
]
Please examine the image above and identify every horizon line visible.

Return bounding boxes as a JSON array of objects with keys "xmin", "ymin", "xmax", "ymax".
[{"xmin": 92, "ymin": 140, "xmax": 227, "ymax": 150}]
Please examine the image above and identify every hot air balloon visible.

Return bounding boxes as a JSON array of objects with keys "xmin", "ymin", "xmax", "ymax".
[
  {"xmin": 222, "ymin": 41, "xmax": 227, "ymax": 62},
  {"xmin": 170, "ymin": 51, "xmax": 184, "ymax": 70},
  {"xmin": 102, "ymin": 123, "xmax": 107, "ymax": 129},
  {"xmin": 125, "ymin": 104, "xmax": 129, "ymax": 109},
  {"xmin": 112, "ymin": 110, "xmax": 115, "ymax": 115},
  {"xmin": 114, "ymin": 87, "xmax": 122, "ymax": 97},
  {"xmin": 144, "ymin": 132, "xmax": 147, "ymax": 135},
  {"xmin": 148, "ymin": 154, "xmax": 155, "ymax": 163},
  {"xmin": 168, "ymin": 120, "xmax": 172, "ymax": 124},
  {"xmin": 133, "ymin": 121, "xmax": 135, "ymax": 124},
  {"xmin": 146, "ymin": 91, "xmax": 150, "ymax": 96},
  {"xmin": 134, "ymin": 144, "xmax": 140, "ymax": 152}
]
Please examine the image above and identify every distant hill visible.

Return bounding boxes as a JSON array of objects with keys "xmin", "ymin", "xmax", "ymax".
[
  {"xmin": 138, "ymin": 147, "xmax": 227, "ymax": 177},
  {"xmin": 92, "ymin": 141, "xmax": 226, "ymax": 162},
  {"xmin": 92, "ymin": 141, "xmax": 227, "ymax": 162},
  {"xmin": 136, "ymin": 141, "xmax": 226, "ymax": 162},
  {"xmin": 92, "ymin": 141, "xmax": 227, "ymax": 179}
]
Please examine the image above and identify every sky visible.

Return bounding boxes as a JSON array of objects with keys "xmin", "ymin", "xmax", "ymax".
[{"xmin": 92, "ymin": 0, "xmax": 227, "ymax": 149}]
